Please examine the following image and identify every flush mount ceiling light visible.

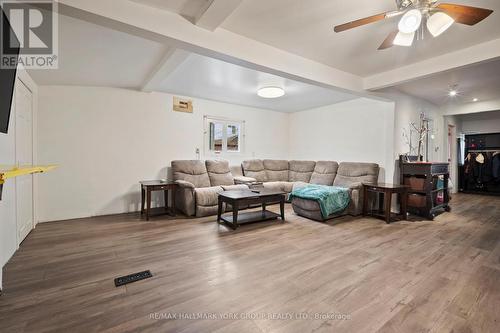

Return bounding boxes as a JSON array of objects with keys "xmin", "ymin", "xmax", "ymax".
[
  {"xmin": 333, "ymin": 1, "xmax": 494, "ymax": 50},
  {"xmin": 257, "ymin": 86, "xmax": 285, "ymax": 99},
  {"xmin": 473, "ymin": 98, "xmax": 478, "ymax": 102},
  {"xmin": 398, "ymin": 9, "xmax": 422, "ymax": 34},
  {"xmin": 427, "ymin": 12, "xmax": 454, "ymax": 37}
]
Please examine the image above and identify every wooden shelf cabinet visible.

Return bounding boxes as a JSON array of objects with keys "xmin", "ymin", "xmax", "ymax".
[{"xmin": 399, "ymin": 159, "xmax": 451, "ymax": 220}]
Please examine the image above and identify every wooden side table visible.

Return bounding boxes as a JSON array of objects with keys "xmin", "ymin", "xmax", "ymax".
[
  {"xmin": 140, "ymin": 180, "xmax": 178, "ymax": 221},
  {"xmin": 362, "ymin": 183, "xmax": 409, "ymax": 224}
]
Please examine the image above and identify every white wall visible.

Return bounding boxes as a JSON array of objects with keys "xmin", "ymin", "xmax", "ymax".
[
  {"xmin": 381, "ymin": 89, "xmax": 444, "ymax": 161},
  {"xmin": 0, "ymin": 69, "xmax": 38, "ymax": 290},
  {"xmin": 36, "ymin": 86, "xmax": 289, "ymax": 222},
  {"xmin": 288, "ymin": 98, "xmax": 395, "ymax": 182},
  {"xmin": 458, "ymin": 111, "xmax": 500, "ymax": 134},
  {"xmin": 0, "ymin": 104, "xmax": 16, "ymax": 291}
]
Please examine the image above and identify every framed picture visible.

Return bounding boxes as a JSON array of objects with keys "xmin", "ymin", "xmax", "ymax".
[{"xmin": 173, "ymin": 97, "xmax": 193, "ymax": 113}]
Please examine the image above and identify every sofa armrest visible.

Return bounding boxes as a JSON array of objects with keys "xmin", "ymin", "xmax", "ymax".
[
  {"xmin": 175, "ymin": 180, "xmax": 196, "ymax": 190},
  {"xmin": 346, "ymin": 182, "xmax": 363, "ymax": 190},
  {"xmin": 234, "ymin": 176, "xmax": 257, "ymax": 184}
]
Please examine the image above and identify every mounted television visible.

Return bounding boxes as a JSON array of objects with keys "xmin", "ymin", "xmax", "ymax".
[{"xmin": 0, "ymin": 9, "xmax": 20, "ymax": 134}]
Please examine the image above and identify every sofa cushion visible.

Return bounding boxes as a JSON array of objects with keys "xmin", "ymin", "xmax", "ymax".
[
  {"xmin": 242, "ymin": 159, "xmax": 268, "ymax": 182},
  {"xmin": 221, "ymin": 184, "xmax": 249, "ymax": 191},
  {"xmin": 172, "ymin": 160, "xmax": 211, "ymax": 188},
  {"xmin": 205, "ymin": 160, "xmax": 234, "ymax": 186},
  {"xmin": 262, "ymin": 181, "xmax": 294, "ymax": 193},
  {"xmin": 263, "ymin": 159, "xmax": 289, "ymax": 182},
  {"xmin": 289, "ymin": 160, "xmax": 316, "ymax": 182},
  {"xmin": 194, "ymin": 186, "xmax": 223, "ymax": 207},
  {"xmin": 333, "ymin": 162, "xmax": 379, "ymax": 187},
  {"xmin": 310, "ymin": 161, "xmax": 338, "ymax": 186}
]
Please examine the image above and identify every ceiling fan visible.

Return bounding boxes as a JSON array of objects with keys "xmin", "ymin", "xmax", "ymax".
[{"xmin": 334, "ymin": 0, "xmax": 493, "ymax": 50}]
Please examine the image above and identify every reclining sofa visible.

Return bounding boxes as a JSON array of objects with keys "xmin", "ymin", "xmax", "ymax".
[
  {"xmin": 242, "ymin": 159, "xmax": 379, "ymax": 219},
  {"xmin": 172, "ymin": 159, "xmax": 379, "ymax": 219}
]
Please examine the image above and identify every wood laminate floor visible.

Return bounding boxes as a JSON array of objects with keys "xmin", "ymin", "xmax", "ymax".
[{"xmin": 0, "ymin": 194, "xmax": 499, "ymax": 333}]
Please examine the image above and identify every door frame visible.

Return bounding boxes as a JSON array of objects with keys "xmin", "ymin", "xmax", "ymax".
[{"xmin": 14, "ymin": 69, "xmax": 39, "ymax": 247}]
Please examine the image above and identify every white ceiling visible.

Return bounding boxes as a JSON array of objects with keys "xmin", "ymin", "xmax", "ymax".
[
  {"xmin": 158, "ymin": 53, "xmax": 357, "ymax": 112},
  {"xmin": 28, "ymin": 13, "xmax": 356, "ymax": 112},
  {"xmin": 28, "ymin": 13, "xmax": 167, "ymax": 89},
  {"xmin": 393, "ymin": 59, "xmax": 500, "ymax": 106},
  {"xmin": 221, "ymin": 0, "xmax": 500, "ymax": 76},
  {"xmin": 129, "ymin": 0, "xmax": 211, "ymax": 22}
]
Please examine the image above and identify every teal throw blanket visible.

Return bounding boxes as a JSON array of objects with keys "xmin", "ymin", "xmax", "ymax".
[{"xmin": 289, "ymin": 184, "xmax": 350, "ymax": 218}]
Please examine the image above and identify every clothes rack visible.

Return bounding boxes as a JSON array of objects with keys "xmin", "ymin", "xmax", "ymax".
[{"xmin": 460, "ymin": 133, "xmax": 500, "ymax": 195}]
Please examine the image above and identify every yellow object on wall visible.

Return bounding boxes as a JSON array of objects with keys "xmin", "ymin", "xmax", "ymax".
[
  {"xmin": 0, "ymin": 165, "xmax": 57, "ymax": 184},
  {"xmin": 0, "ymin": 165, "xmax": 57, "ymax": 200}
]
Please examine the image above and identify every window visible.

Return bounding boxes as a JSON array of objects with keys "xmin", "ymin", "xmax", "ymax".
[{"xmin": 205, "ymin": 116, "xmax": 244, "ymax": 154}]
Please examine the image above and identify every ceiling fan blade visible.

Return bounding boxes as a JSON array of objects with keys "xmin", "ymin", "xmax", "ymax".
[
  {"xmin": 334, "ymin": 12, "xmax": 396, "ymax": 33},
  {"xmin": 378, "ymin": 30, "xmax": 399, "ymax": 50},
  {"xmin": 436, "ymin": 3, "xmax": 493, "ymax": 25}
]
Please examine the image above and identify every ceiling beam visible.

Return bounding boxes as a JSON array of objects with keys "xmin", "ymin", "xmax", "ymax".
[
  {"xmin": 141, "ymin": 48, "xmax": 190, "ymax": 92},
  {"xmin": 364, "ymin": 38, "xmax": 500, "ymax": 91},
  {"xmin": 55, "ymin": 0, "xmax": 365, "ymax": 95},
  {"xmin": 442, "ymin": 97, "xmax": 500, "ymax": 116},
  {"xmin": 195, "ymin": 0, "xmax": 243, "ymax": 31}
]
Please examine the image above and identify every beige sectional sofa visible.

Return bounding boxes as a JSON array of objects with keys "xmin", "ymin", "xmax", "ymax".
[
  {"xmin": 241, "ymin": 159, "xmax": 379, "ymax": 218},
  {"xmin": 172, "ymin": 159, "xmax": 379, "ymax": 219}
]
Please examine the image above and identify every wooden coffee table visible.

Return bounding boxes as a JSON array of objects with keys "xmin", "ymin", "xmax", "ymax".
[{"xmin": 217, "ymin": 190, "xmax": 286, "ymax": 229}]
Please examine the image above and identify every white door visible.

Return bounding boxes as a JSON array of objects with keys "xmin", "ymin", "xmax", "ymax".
[{"xmin": 15, "ymin": 80, "xmax": 34, "ymax": 244}]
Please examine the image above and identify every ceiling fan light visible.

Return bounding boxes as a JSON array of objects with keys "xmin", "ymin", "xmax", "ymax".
[
  {"xmin": 393, "ymin": 31, "xmax": 415, "ymax": 47},
  {"xmin": 427, "ymin": 12, "xmax": 454, "ymax": 37},
  {"xmin": 398, "ymin": 9, "xmax": 422, "ymax": 33}
]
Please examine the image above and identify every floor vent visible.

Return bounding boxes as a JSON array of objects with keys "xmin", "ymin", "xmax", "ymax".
[{"xmin": 114, "ymin": 270, "xmax": 152, "ymax": 287}]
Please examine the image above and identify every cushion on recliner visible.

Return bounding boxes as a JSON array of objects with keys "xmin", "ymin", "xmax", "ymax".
[
  {"xmin": 263, "ymin": 160, "xmax": 289, "ymax": 181},
  {"xmin": 172, "ymin": 160, "xmax": 211, "ymax": 188},
  {"xmin": 262, "ymin": 181, "xmax": 293, "ymax": 193},
  {"xmin": 195, "ymin": 186, "xmax": 223, "ymax": 207},
  {"xmin": 242, "ymin": 159, "xmax": 268, "ymax": 182},
  {"xmin": 289, "ymin": 160, "xmax": 316, "ymax": 182},
  {"xmin": 310, "ymin": 161, "xmax": 338, "ymax": 185},
  {"xmin": 205, "ymin": 160, "xmax": 234, "ymax": 186},
  {"xmin": 333, "ymin": 162, "xmax": 379, "ymax": 187}
]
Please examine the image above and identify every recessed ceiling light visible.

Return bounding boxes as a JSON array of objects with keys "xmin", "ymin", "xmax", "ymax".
[
  {"xmin": 473, "ymin": 98, "xmax": 478, "ymax": 102},
  {"xmin": 257, "ymin": 86, "xmax": 285, "ymax": 99},
  {"xmin": 449, "ymin": 90, "xmax": 457, "ymax": 97}
]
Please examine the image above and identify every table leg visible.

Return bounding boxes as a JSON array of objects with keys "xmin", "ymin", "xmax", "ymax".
[
  {"xmin": 217, "ymin": 198, "xmax": 223, "ymax": 223},
  {"xmin": 362, "ymin": 186, "xmax": 368, "ymax": 216},
  {"xmin": 171, "ymin": 187, "xmax": 176, "ymax": 216},
  {"xmin": 384, "ymin": 190, "xmax": 392, "ymax": 224},
  {"xmin": 401, "ymin": 189, "xmax": 408, "ymax": 221},
  {"xmin": 164, "ymin": 190, "xmax": 168, "ymax": 212},
  {"xmin": 280, "ymin": 197, "xmax": 285, "ymax": 221},
  {"xmin": 232, "ymin": 201, "xmax": 239, "ymax": 229},
  {"xmin": 146, "ymin": 189, "xmax": 151, "ymax": 221},
  {"xmin": 262, "ymin": 202, "xmax": 266, "ymax": 217},
  {"xmin": 141, "ymin": 187, "xmax": 145, "ymax": 215}
]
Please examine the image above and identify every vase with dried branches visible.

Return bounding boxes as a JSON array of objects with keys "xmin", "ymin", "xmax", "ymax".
[{"xmin": 402, "ymin": 113, "xmax": 430, "ymax": 163}]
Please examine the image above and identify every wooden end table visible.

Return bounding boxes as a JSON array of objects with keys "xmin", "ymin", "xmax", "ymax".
[
  {"xmin": 140, "ymin": 180, "xmax": 178, "ymax": 221},
  {"xmin": 217, "ymin": 190, "xmax": 286, "ymax": 230},
  {"xmin": 362, "ymin": 183, "xmax": 408, "ymax": 224}
]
